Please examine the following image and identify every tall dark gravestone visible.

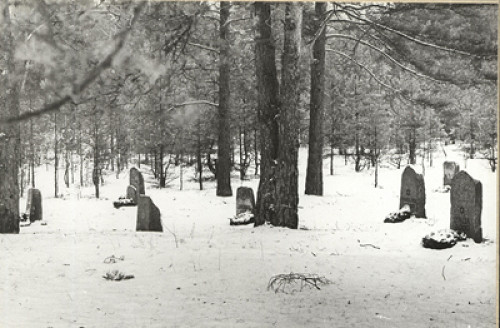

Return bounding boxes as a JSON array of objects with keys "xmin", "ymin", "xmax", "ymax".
[
  {"xmin": 399, "ymin": 166, "xmax": 426, "ymax": 218},
  {"xmin": 129, "ymin": 168, "xmax": 145, "ymax": 195},
  {"xmin": 443, "ymin": 161, "xmax": 460, "ymax": 186},
  {"xmin": 26, "ymin": 188, "xmax": 42, "ymax": 222},
  {"xmin": 236, "ymin": 187, "xmax": 256, "ymax": 215},
  {"xmin": 136, "ymin": 195, "xmax": 162, "ymax": 232},
  {"xmin": 450, "ymin": 171, "xmax": 482, "ymax": 243},
  {"xmin": 126, "ymin": 185, "xmax": 138, "ymax": 204}
]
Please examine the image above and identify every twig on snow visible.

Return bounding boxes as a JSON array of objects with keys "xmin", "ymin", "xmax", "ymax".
[
  {"xmin": 267, "ymin": 273, "xmax": 332, "ymax": 293},
  {"xmin": 359, "ymin": 243, "xmax": 380, "ymax": 249}
]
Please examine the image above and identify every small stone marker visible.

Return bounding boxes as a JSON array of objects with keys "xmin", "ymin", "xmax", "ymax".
[
  {"xmin": 399, "ymin": 166, "xmax": 426, "ymax": 218},
  {"xmin": 129, "ymin": 168, "xmax": 145, "ymax": 195},
  {"xmin": 443, "ymin": 161, "xmax": 460, "ymax": 186},
  {"xmin": 450, "ymin": 171, "xmax": 482, "ymax": 243},
  {"xmin": 236, "ymin": 187, "xmax": 255, "ymax": 215},
  {"xmin": 26, "ymin": 188, "xmax": 42, "ymax": 222},
  {"xmin": 136, "ymin": 195, "xmax": 162, "ymax": 232},
  {"xmin": 126, "ymin": 185, "xmax": 138, "ymax": 204}
]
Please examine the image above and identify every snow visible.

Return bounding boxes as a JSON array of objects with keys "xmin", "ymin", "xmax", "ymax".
[{"xmin": 0, "ymin": 145, "xmax": 497, "ymax": 327}]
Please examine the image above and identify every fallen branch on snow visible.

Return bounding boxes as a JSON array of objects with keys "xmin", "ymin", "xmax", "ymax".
[
  {"xmin": 267, "ymin": 273, "xmax": 332, "ymax": 293},
  {"xmin": 359, "ymin": 243, "xmax": 380, "ymax": 249}
]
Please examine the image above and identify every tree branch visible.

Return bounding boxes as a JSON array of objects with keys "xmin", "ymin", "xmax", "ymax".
[
  {"xmin": 339, "ymin": 6, "xmax": 495, "ymax": 58},
  {"xmin": 326, "ymin": 48, "xmax": 400, "ymax": 98},
  {"xmin": 2, "ymin": 2, "xmax": 146, "ymax": 124},
  {"xmin": 326, "ymin": 33, "xmax": 441, "ymax": 82}
]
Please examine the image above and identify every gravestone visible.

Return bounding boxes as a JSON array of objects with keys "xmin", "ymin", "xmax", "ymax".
[
  {"xmin": 136, "ymin": 195, "xmax": 162, "ymax": 232},
  {"xmin": 236, "ymin": 187, "xmax": 255, "ymax": 215},
  {"xmin": 450, "ymin": 171, "xmax": 482, "ymax": 243},
  {"xmin": 126, "ymin": 185, "xmax": 138, "ymax": 204},
  {"xmin": 399, "ymin": 166, "xmax": 426, "ymax": 218},
  {"xmin": 25, "ymin": 188, "xmax": 42, "ymax": 222},
  {"xmin": 129, "ymin": 168, "xmax": 145, "ymax": 195},
  {"xmin": 443, "ymin": 161, "xmax": 460, "ymax": 186}
]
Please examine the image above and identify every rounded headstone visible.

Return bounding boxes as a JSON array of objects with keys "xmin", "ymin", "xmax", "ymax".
[
  {"xmin": 399, "ymin": 166, "xmax": 426, "ymax": 218},
  {"xmin": 130, "ymin": 168, "xmax": 145, "ymax": 195},
  {"xmin": 443, "ymin": 161, "xmax": 460, "ymax": 186},
  {"xmin": 450, "ymin": 171, "xmax": 482, "ymax": 243},
  {"xmin": 26, "ymin": 188, "xmax": 42, "ymax": 222},
  {"xmin": 126, "ymin": 185, "xmax": 138, "ymax": 204},
  {"xmin": 236, "ymin": 187, "xmax": 256, "ymax": 215}
]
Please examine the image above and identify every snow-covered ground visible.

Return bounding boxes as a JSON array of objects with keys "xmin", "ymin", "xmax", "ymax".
[{"xmin": 0, "ymin": 145, "xmax": 497, "ymax": 327}]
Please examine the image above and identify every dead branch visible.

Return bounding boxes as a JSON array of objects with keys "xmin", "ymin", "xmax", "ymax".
[
  {"xmin": 267, "ymin": 273, "xmax": 332, "ymax": 293},
  {"xmin": 359, "ymin": 243, "xmax": 380, "ymax": 249}
]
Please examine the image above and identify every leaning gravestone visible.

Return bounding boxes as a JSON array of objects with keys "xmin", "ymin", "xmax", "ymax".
[
  {"xmin": 443, "ymin": 161, "xmax": 460, "ymax": 186},
  {"xmin": 236, "ymin": 187, "xmax": 255, "ymax": 215},
  {"xmin": 399, "ymin": 166, "xmax": 426, "ymax": 218},
  {"xmin": 450, "ymin": 171, "xmax": 482, "ymax": 243},
  {"xmin": 126, "ymin": 185, "xmax": 138, "ymax": 204},
  {"xmin": 25, "ymin": 188, "xmax": 42, "ymax": 222},
  {"xmin": 129, "ymin": 168, "xmax": 145, "ymax": 195},
  {"xmin": 136, "ymin": 195, "xmax": 162, "ymax": 232}
]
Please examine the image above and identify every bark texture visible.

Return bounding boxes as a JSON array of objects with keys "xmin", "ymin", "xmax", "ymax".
[
  {"xmin": 254, "ymin": 2, "xmax": 280, "ymax": 226},
  {"xmin": 305, "ymin": 2, "xmax": 327, "ymax": 196},
  {"xmin": 275, "ymin": 2, "xmax": 302, "ymax": 229},
  {"xmin": 0, "ymin": 3, "xmax": 21, "ymax": 233},
  {"xmin": 216, "ymin": 1, "xmax": 233, "ymax": 197}
]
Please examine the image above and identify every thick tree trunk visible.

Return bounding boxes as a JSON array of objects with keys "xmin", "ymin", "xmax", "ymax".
[
  {"xmin": 305, "ymin": 2, "xmax": 326, "ymax": 196},
  {"xmin": 0, "ymin": 2, "xmax": 20, "ymax": 233},
  {"xmin": 275, "ymin": 2, "xmax": 302, "ymax": 229},
  {"xmin": 216, "ymin": 1, "xmax": 233, "ymax": 197},
  {"xmin": 254, "ymin": 2, "xmax": 280, "ymax": 226}
]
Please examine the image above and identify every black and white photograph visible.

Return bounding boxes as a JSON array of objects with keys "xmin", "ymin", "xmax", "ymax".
[{"xmin": 0, "ymin": 1, "xmax": 498, "ymax": 327}]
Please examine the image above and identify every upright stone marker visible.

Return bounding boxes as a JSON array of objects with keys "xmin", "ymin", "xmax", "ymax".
[
  {"xmin": 399, "ymin": 166, "xmax": 426, "ymax": 218},
  {"xmin": 26, "ymin": 188, "xmax": 42, "ymax": 222},
  {"xmin": 130, "ymin": 168, "xmax": 145, "ymax": 195},
  {"xmin": 236, "ymin": 187, "xmax": 255, "ymax": 215},
  {"xmin": 443, "ymin": 161, "xmax": 460, "ymax": 186},
  {"xmin": 136, "ymin": 195, "xmax": 162, "ymax": 232},
  {"xmin": 126, "ymin": 185, "xmax": 138, "ymax": 204},
  {"xmin": 450, "ymin": 171, "xmax": 482, "ymax": 243}
]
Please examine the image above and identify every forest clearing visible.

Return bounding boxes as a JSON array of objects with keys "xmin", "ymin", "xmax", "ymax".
[{"xmin": 0, "ymin": 1, "xmax": 497, "ymax": 327}]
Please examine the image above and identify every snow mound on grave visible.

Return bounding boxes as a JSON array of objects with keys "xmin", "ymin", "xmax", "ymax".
[{"xmin": 422, "ymin": 229, "xmax": 467, "ymax": 249}]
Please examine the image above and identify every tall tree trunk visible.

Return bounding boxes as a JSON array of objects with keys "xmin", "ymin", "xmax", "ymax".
[
  {"xmin": 216, "ymin": 1, "xmax": 233, "ymax": 197},
  {"xmin": 0, "ymin": 2, "xmax": 20, "ymax": 233},
  {"xmin": 305, "ymin": 2, "xmax": 326, "ymax": 196},
  {"xmin": 330, "ymin": 143, "xmax": 334, "ymax": 176},
  {"xmin": 239, "ymin": 125, "xmax": 244, "ymax": 180},
  {"xmin": 54, "ymin": 112, "xmax": 59, "ymax": 198},
  {"xmin": 355, "ymin": 113, "xmax": 361, "ymax": 172},
  {"xmin": 159, "ymin": 145, "xmax": 165, "ymax": 188},
  {"xmin": 275, "ymin": 2, "xmax": 302, "ymax": 229},
  {"xmin": 409, "ymin": 126, "xmax": 417, "ymax": 165},
  {"xmin": 30, "ymin": 117, "xmax": 35, "ymax": 188},
  {"xmin": 253, "ymin": 127, "xmax": 259, "ymax": 176},
  {"xmin": 254, "ymin": 2, "xmax": 280, "ymax": 226},
  {"xmin": 197, "ymin": 119, "xmax": 203, "ymax": 191}
]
